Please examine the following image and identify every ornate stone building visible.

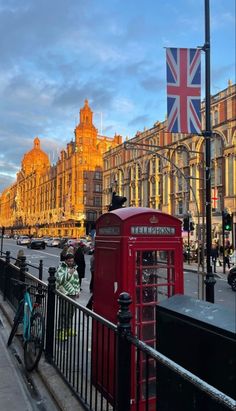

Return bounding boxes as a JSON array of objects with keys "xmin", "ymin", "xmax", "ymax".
[
  {"xmin": 0, "ymin": 100, "xmax": 122, "ymax": 237},
  {"xmin": 103, "ymin": 81, "xmax": 236, "ymax": 245}
]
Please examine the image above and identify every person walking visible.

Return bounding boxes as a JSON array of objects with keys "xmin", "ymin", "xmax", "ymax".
[
  {"xmin": 55, "ymin": 253, "xmax": 80, "ymax": 341},
  {"xmin": 224, "ymin": 245, "xmax": 231, "ymax": 270},
  {"xmin": 211, "ymin": 243, "xmax": 219, "ymax": 273},
  {"xmin": 74, "ymin": 242, "xmax": 86, "ymax": 290},
  {"xmin": 15, "ymin": 249, "xmax": 25, "ymax": 267},
  {"xmin": 86, "ymin": 250, "xmax": 95, "ymax": 310}
]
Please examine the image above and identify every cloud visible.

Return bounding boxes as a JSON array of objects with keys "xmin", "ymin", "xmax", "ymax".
[
  {"xmin": 0, "ymin": 174, "xmax": 15, "ymax": 193},
  {"xmin": 128, "ymin": 114, "xmax": 150, "ymax": 127}
]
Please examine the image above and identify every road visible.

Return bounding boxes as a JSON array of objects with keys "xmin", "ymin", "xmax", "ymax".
[{"xmin": 1, "ymin": 239, "xmax": 235, "ymax": 312}]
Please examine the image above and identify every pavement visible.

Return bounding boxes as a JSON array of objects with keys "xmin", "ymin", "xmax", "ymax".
[{"xmin": 183, "ymin": 260, "xmax": 231, "ymax": 278}]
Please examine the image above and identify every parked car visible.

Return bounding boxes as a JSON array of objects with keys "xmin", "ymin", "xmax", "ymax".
[
  {"xmin": 227, "ymin": 266, "xmax": 236, "ymax": 291},
  {"xmin": 229, "ymin": 250, "xmax": 236, "ymax": 266},
  {"xmin": 27, "ymin": 238, "xmax": 46, "ymax": 249},
  {"xmin": 47, "ymin": 237, "xmax": 61, "ymax": 247},
  {"xmin": 43, "ymin": 237, "xmax": 53, "ymax": 246},
  {"xmin": 16, "ymin": 236, "xmax": 31, "ymax": 246}
]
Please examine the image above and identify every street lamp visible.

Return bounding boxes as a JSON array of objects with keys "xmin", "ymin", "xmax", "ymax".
[{"xmin": 124, "ymin": 141, "xmax": 205, "ymax": 299}]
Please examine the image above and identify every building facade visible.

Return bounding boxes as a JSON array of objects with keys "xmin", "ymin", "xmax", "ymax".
[
  {"xmin": 103, "ymin": 82, "xmax": 236, "ymax": 245},
  {"xmin": 0, "ymin": 100, "xmax": 122, "ymax": 237}
]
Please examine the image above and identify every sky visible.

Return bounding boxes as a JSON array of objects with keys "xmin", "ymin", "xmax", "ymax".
[{"xmin": 0, "ymin": 0, "xmax": 235, "ymax": 192}]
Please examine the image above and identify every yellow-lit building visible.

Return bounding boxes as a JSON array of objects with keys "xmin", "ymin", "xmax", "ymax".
[
  {"xmin": 0, "ymin": 100, "xmax": 122, "ymax": 237},
  {"xmin": 103, "ymin": 81, "xmax": 236, "ymax": 244}
]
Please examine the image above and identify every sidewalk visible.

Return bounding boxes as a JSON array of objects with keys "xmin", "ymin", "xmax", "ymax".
[
  {"xmin": 0, "ymin": 316, "xmax": 34, "ymax": 411},
  {"xmin": 183, "ymin": 260, "xmax": 230, "ymax": 278}
]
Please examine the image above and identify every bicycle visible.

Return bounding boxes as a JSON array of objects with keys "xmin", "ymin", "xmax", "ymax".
[{"xmin": 7, "ymin": 279, "xmax": 45, "ymax": 372}]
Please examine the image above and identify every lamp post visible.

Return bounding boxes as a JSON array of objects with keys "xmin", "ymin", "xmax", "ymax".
[{"xmin": 203, "ymin": 0, "xmax": 215, "ymax": 303}]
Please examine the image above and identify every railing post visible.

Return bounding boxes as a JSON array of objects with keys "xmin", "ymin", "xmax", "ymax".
[
  {"xmin": 19, "ymin": 255, "xmax": 27, "ymax": 283},
  {"xmin": 3, "ymin": 251, "xmax": 10, "ymax": 300},
  {"xmin": 45, "ymin": 267, "xmax": 56, "ymax": 363},
  {"xmin": 39, "ymin": 259, "xmax": 43, "ymax": 280},
  {"xmin": 116, "ymin": 292, "xmax": 132, "ymax": 411}
]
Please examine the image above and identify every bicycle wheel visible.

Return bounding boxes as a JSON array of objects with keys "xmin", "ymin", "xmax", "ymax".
[
  {"xmin": 24, "ymin": 311, "xmax": 45, "ymax": 371},
  {"xmin": 7, "ymin": 303, "xmax": 24, "ymax": 347}
]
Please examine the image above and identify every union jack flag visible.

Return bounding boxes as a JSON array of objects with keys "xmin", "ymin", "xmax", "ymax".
[{"xmin": 166, "ymin": 48, "xmax": 201, "ymax": 134}]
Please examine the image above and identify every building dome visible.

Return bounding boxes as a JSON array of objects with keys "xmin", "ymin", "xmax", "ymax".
[{"xmin": 22, "ymin": 137, "xmax": 50, "ymax": 175}]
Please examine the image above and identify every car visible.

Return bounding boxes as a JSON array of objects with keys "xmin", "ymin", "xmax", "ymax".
[
  {"xmin": 47, "ymin": 237, "xmax": 61, "ymax": 247},
  {"xmin": 16, "ymin": 236, "xmax": 31, "ymax": 246},
  {"xmin": 27, "ymin": 238, "xmax": 46, "ymax": 249},
  {"xmin": 227, "ymin": 266, "xmax": 236, "ymax": 291},
  {"xmin": 43, "ymin": 237, "xmax": 53, "ymax": 246},
  {"xmin": 229, "ymin": 250, "xmax": 236, "ymax": 266},
  {"xmin": 3, "ymin": 234, "xmax": 11, "ymax": 238}
]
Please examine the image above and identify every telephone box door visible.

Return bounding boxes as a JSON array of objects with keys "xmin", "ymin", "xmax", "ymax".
[{"xmin": 129, "ymin": 245, "xmax": 183, "ymax": 407}]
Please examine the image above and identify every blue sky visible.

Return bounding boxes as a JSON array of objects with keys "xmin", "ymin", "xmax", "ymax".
[{"xmin": 0, "ymin": 0, "xmax": 235, "ymax": 192}]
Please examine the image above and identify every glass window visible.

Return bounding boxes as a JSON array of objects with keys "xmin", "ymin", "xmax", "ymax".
[
  {"xmin": 94, "ymin": 171, "xmax": 102, "ymax": 180},
  {"xmin": 95, "ymin": 184, "xmax": 102, "ymax": 192},
  {"xmin": 94, "ymin": 197, "xmax": 102, "ymax": 206},
  {"xmin": 228, "ymin": 155, "xmax": 234, "ymax": 195}
]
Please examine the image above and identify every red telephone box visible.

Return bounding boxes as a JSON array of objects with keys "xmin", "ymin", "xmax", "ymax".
[{"xmin": 93, "ymin": 207, "xmax": 184, "ymax": 408}]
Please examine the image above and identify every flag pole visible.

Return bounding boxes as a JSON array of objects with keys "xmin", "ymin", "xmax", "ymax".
[{"xmin": 203, "ymin": 0, "xmax": 215, "ymax": 302}]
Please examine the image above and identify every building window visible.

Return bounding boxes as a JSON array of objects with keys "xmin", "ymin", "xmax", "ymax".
[
  {"xmin": 83, "ymin": 171, "xmax": 88, "ymax": 179},
  {"xmin": 87, "ymin": 211, "xmax": 97, "ymax": 221},
  {"xmin": 178, "ymin": 200, "xmax": 183, "ymax": 215},
  {"xmin": 94, "ymin": 171, "xmax": 102, "ymax": 179},
  {"xmin": 84, "ymin": 196, "xmax": 87, "ymax": 205},
  {"xmin": 214, "ymin": 110, "xmax": 219, "ymax": 125},
  {"xmin": 94, "ymin": 197, "xmax": 102, "ymax": 206},
  {"xmin": 228, "ymin": 155, "xmax": 234, "ymax": 196},
  {"xmin": 95, "ymin": 184, "xmax": 102, "ymax": 192},
  {"xmin": 84, "ymin": 183, "xmax": 87, "ymax": 191}
]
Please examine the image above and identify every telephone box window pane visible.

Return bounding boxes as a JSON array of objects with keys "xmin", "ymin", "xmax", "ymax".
[
  {"xmin": 136, "ymin": 268, "xmax": 141, "ymax": 285},
  {"xmin": 142, "ymin": 305, "xmax": 155, "ymax": 321},
  {"xmin": 136, "ymin": 287, "xmax": 141, "ymax": 303},
  {"xmin": 142, "ymin": 380, "xmax": 156, "ymax": 400},
  {"xmin": 142, "ymin": 323, "xmax": 156, "ymax": 341},
  {"xmin": 143, "ymin": 286, "xmax": 157, "ymax": 303}
]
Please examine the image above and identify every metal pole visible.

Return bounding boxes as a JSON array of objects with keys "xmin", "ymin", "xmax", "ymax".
[
  {"xmin": 188, "ymin": 229, "xmax": 190, "ymax": 265},
  {"xmin": 0, "ymin": 226, "xmax": 4, "ymax": 256},
  {"xmin": 222, "ymin": 211, "xmax": 226, "ymax": 274},
  {"xmin": 203, "ymin": 0, "xmax": 215, "ymax": 303}
]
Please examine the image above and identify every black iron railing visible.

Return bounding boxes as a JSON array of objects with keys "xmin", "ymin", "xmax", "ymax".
[{"xmin": 0, "ymin": 254, "xmax": 235, "ymax": 411}]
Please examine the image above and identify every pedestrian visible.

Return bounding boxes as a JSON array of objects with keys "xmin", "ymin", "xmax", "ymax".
[
  {"xmin": 224, "ymin": 246, "xmax": 231, "ymax": 269},
  {"xmin": 55, "ymin": 253, "xmax": 80, "ymax": 341},
  {"xmin": 74, "ymin": 242, "xmax": 86, "ymax": 290},
  {"xmin": 86, "ymin": 250, "xmax": 95, "ymax": 310},
  {"xmin": 15, "ymin": 249, "xmax": 25, "ymax": 267},
  {"xmin": 60, "ymin": 244, "xmax": 74, "ymax": 261},
  {"xmin": 211, "ymin": 243, "xmax": 219, "ymax": 273}
]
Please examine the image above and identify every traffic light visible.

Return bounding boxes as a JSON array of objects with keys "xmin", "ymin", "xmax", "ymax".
[
  {"xmin": 223, "ymin": 212, "xmax": 232, "ymax": 231},
  {"xmin": 108, "ymin": 192, "xmax": 127, "ymax": 211},
  {"xmin": 183, "ymin": 216, "xmax": 190, "ymax": 231}
]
